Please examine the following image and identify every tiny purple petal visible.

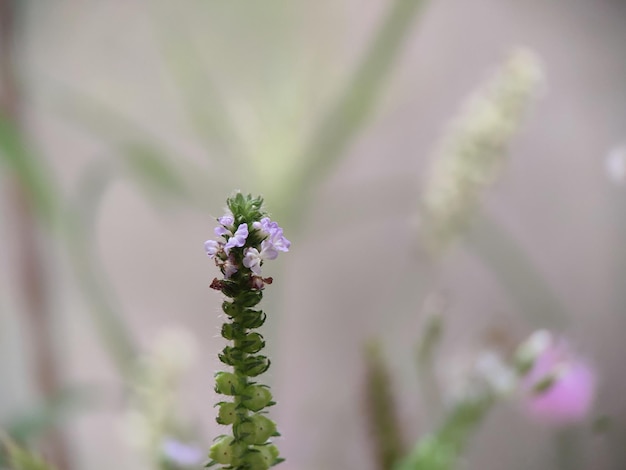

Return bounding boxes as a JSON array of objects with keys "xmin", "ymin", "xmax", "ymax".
[
  {"xmin": 254, "ymin": 217, "xmax": 280, "ymax": 236},
  {"xmin": 204, "ymin": 240, "xmax": 220, "ymax": 258},
  {"xmin": 270, "ymin": 229, "xmax": 290, "ymax": 252},
  {"xmin": 224, "ymin": 223, "xmax": 249, "ymax": 254},
  {"xmin": 162, "ymin": 438, "xmax": 203, "ymax": 466},
  {"xmin": 260, "ymin": 240, "xmax": 278, "ymax": 260},
  {"xmin": 214, "ymin": 226, "xmax": 230, "ymax": 237},
  {"xmin": 217, "ymin": 212, "xmax": 234, "ymax": 226}
]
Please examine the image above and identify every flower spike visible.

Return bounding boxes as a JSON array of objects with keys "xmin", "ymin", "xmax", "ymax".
[{"xmin": 204, "ymin": 193, "xmax": 288, "ymax": 469}]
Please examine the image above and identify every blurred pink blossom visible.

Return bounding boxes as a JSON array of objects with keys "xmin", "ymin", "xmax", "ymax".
[{"xmin": 520, "ymin": 332, "xmax": 596, "ymax": 426}]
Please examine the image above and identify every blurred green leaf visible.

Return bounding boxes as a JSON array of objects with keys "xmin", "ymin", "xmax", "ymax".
[
  {"xmin": 286, "ymin": 0, "xmax": 429, "ymax": 219},
  {"xmin": 0, "ymin": 434, "xmax": 55, "ymax": 470},
  {"xmin": 0, "ymin": 114, "xmax": 58, "ymax": 223},
  {"xmin": 5, "ymin": 387, "xmax": 95, "ymax": 444},
  {"xmin": 123, "ymin": 142, "xmax": 189, "ymax": 200},
  {"xmin": 364, "ymin": 340, "xmax": 405, "ymax": 470}
]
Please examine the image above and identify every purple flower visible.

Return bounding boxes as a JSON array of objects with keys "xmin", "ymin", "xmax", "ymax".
[
  {"xmin": 218, "ymin": 212, "xmax": 235, "ymax": 226},
  {"xmin": 520, "ymin": 332, "xmax": 596, "ymax": 425},
  {"xmin": 204, "ymin": 240, "xmax": 220, "ymax": 258},
  {"xmin": 224, "ymin": 223, "xmax": 249, "ymax": 254},
  {"xmin": 243, "ymin": 241, "xmax": 278, "ymax": 275},
  {"xmin": 253, "ymin": 217, "xmax": 290, "ymax": 253},
  {"xmin": 268, "ymin": 228, "xmax": 290, "ymax": 252},
  {"xmin": 214, "ymin": 226, "xmax": 229, "ymax": 237},
  {"xmin": 252, "ymin": 217, "xmax": 278, "ymax": 234},
  {"xmin": 162, "ymin": 438, "xmax": 203, "ymax": 467},
  {"xmin": 215, "ymin": 212, "xmax": 235, "ymax": 237}
]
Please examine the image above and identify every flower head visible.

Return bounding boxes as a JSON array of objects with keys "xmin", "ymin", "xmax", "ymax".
[
  {"xmin": 517, "ymin": 331, "xmax": 596, "ymax": 425},
  {"xmin": 204, "ymin": 195, "xmax": 290, "ymax": 280}
]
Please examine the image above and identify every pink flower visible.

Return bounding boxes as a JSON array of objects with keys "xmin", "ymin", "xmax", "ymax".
[{"xmin": 519, "ymin": 331, "xmax": 596, "ymax": 426}]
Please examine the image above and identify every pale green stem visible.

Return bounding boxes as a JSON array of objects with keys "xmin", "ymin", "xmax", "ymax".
[{"xmin": 466, "ymin": 211, "xmax": 568, "ymax": 328}]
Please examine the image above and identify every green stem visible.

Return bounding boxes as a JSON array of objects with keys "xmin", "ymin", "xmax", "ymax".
[{"xmin": 466, "ymin": 211, "xmax": 568, "ymax": 328}]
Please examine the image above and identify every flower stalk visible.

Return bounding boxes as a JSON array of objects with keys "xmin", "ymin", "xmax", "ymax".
[{"xmin": 205, "ymin": 193, "xmax": 288, "ymax": 470}]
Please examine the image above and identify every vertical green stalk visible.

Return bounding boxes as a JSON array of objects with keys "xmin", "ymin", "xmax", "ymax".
[{"xmin": 364, "ymin": 340, "xmax": 405, "ymax": 470}]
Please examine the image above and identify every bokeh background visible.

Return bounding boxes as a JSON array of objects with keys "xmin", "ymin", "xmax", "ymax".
[{"xmin": 1, "ymin": 1, "xmax": 626, "ymax": 469}]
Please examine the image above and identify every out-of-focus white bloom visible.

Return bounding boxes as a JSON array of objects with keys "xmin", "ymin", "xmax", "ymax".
[
  {"xmin": 119, "ymin": 410, "xmax": 151, "ymax": 450},
  {"xmin": 474, "ymin": 351, "xmax": 517, "ymax": 395},
  {"xmin": 152, "ymin": 326, "xmax": 198, "ymax": 373},
  {"xmin": 422, "ymin": 48, "xmax": 544, "ymax": 253},
  {"xmin": 605, "ymin": 145, "xmax": 626, "ymax": 184}
]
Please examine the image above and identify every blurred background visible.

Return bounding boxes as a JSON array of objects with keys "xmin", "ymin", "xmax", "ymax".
[{"xmin": 1, "ymin": 0, "xmax": 626, "ymax": 469}]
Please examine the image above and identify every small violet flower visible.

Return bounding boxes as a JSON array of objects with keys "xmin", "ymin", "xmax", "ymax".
[
  {"xmin": 215, "ymin": 212, "xmax": 235, "ymax": 237},
  {"xmin": 243, "ymin": 240, "xmax": 279, "ymax": 275},
  {"xmin": 223, "ymin": 223, "xmax": 249, "ymax": 254},
  {"xmin": 204, "ymin": 239, "xmax": 220, "ymax": 258},
  {"xmin": 253, "ymin": 217, "xmax": 291, "ymax": 253},
  {"xmin": 518, "ymin": 331, "xmax": 596, "ymax": 426},
  {"xmin": 162, "ymin": 438, "xmax": 204, "ymax": 467},
  {"xmin": 218, "ymin": 212, "xmax": 235, "ymax": 226}
]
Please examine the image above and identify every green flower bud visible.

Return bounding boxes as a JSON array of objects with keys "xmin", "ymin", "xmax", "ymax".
[
  {"xmin": 221, "ymin": 323, "xmax": 236, "ymax": 340},
  {"xmin": 221, "ymin": 281, "xmax": 240, "ymax": 298},
  {"xmin": 242, "ymin": 356, "xmax": 270, "ymax": 377},
  {"xmin": 242, "ymin": 385, "xmax": 273, "ymax": 412},
  {"xmin": 208, "ymin": 436, "xmax": 245, "ymax": 465},
  {"xmin": 240, "ymin": 309, "xmax": 266, "ymax": 329},
  {"xmin": 241, "ymin": 333, "xmax": 265, "ymax": 353},
  {"xmin": 238, "ymin": 291, "xmax": 263, "ymax": 307},
  {"xmin": 241, "ymin": 446, "xmax": 279, "ymax": 470},
  {"xmin": 235, "ymin": 414, "xmax": 277, "ymax": 445},
  {"xmin": 217, "ymin": 402, "xmax": 238, "ymax": 425},
  {"xmin": 252, "ymin": 444, "xmax": 280, "ymax": 466},
  {"xmin": 222, "ymin": 301, "xmax": 239, "ymax": 318},
  {"xmin": 219, "ymin": 346, "xmax": 243, "ymax": 366},
  {"xmin": 215, "ymin": 371, "xmax": 243, "ymax": 395}
]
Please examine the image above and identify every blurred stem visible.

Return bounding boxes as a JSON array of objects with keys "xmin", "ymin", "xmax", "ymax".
[
  {"xmin": 285, "ymin": 0, "xmax": 429, "ymax": 220},
  {"xmin": 63, "ymin": 163, "xmax": 137, "ymax": 377},
  {"xmin": 0, "ymin": 1, "xmax": 72, "ymax": 468},
  {"xmin": 415, "ymin": 301, "xmax": 445, "ymax": 428},
  {"xmin": 395, "ymin": 395, "xmax": 493, "ymax": 470},
  {"xmin": 364, "ymin": 340, "xmax": 405, "ymax": 470},
  {"xmin": 466, "ymin": 211, "xmax": 568, "ymax": 328}
]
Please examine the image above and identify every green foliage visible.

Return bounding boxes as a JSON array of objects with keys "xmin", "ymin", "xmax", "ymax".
[
  {"xmin": 395, "ymin": 395, "xmax": 493, "ymax": 470},
  {"xmin": 0, "ymin": 115, "xmax": 58, "ymax": 223},
  {"xmin": 0, "ymin": 435, "xmax": 55, "ymax": 470}
]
